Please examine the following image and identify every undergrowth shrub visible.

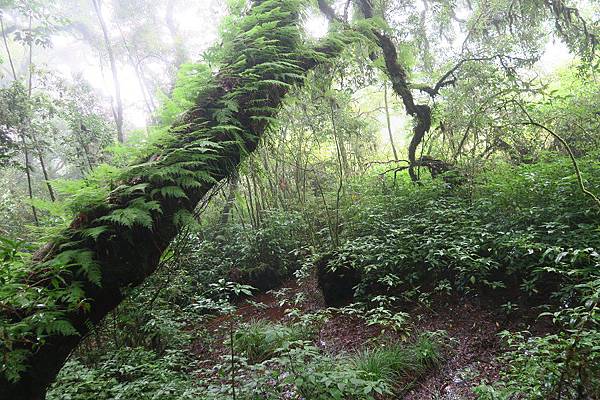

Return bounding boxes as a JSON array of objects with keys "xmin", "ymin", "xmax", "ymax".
[
  {"xmin": 476, "ymin": 327, "xmax": 600, "ymax": 399},
  {"xmin": 325, "ymin": 158, "xmax": 600, "ymax": 308},
  {"xmin": 202, "ymin": 326, "xmax": 447, "ymax": 400},
  {"xmin": 233, "ymin": 320, "xmax": 312, "ymax": 363},
  {"xmin": 476, "ymin": 280, "xmax": 600, "ymax": 399},
  {"xmin": 42, "ymin": 157, "xmax": 600, "ymax": 399},
  {"xmin": 322, "ymin": 157, "xmax": 600, "ymax": 398},
  {"xmin": 182, "ymin": 209, "xmax": 311, "ymax": 293},
  {"xmin": 47, "ymin": 348, "xmax": 202, "ymax": 400}
]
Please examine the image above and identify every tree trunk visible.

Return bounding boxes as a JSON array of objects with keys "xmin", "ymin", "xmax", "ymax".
[
  {"xmin": 383, "ymin": 82, "xmax": 399, "ymax": 161},
  {"xmin": 75, "ymin": 122, "xmax": 95, "ymax": 173},
  {"xmin": 219, "ymin": 174, "xmax": 238, "ymax": 226},
  {"xmin": 19, "ymin": 131, "xmax": 39, "ymax": 225},
  {"xmin": 356, "ymin": 0, "xmax": 431, "ymax": 181},
  {"xmin": 3, "ymin": 14, "xmax": 39, "ymax": 222},
  {"xmin": 0, "ymin": 2, "xmax": 347, "ymax": 398},
  {"xmin": 244, "ymin": 173, "xmax": 258, "ymax": 228},
  {"xmin": 34, "ymin": 144, "xmax": 55, "ymax": 202},
  {"xmin": 117, "ymin": 25, "xmax": 155, "ymax": 116},
  {"xmin": 92, "ymin": 0, "xmax": 124, "ymax": 143},
  {"xmin": 27, "ymin": 25, "xmax": 56, "ymax": 203},
  {"xmin": 0, "ymin": 14, "xmax": 17, "ymax": 80}
]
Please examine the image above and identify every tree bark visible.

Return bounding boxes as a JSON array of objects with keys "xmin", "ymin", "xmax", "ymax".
[
  {"xmin": 0, "ymin": 1, "xmax": 347, "ymax": 398},
  {"xmin": 383, "ymin": 82, "xmax": 399, "ymax": 161},
  {"xmin": 219, "ymin": 173, "xmax": 238, "ymax": 226},
  {"xmin": 92, "ymin": 0, "xmax": 125, "ymax": 143},
  {"xmin": 356, "ymin": 0, "xmax": 432, "ymax": 181}
]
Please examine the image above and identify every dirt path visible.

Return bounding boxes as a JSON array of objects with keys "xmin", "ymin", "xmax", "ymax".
[
  {"xmin": 192, "ymin": 277, "xmax": 505, "ymax": 399},
  {"xmin": 404, "ymin": 301, "xmax": 503, "ymax": 399}
]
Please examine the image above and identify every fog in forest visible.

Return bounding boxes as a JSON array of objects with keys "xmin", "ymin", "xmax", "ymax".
[{"xmin": 1, "ymin": 1, "xmax": 599, "ymax": 399}]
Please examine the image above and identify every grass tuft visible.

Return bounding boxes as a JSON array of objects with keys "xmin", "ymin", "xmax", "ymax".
[
  {"xmin": 351, "ymin": 331, "xmax": 446, "ymax": 388},
  {"xmin": 233, "ymin": 320, "xmax": 311, "ymax": 363}
]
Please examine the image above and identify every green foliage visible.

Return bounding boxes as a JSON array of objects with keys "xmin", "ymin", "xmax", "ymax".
[
  {"xmin": 47, "ymin": 348, "xmax": 203, "ymax": 400},
  {"xmin": 351, "ymin": 332, "xmax": 446, "ymax": 387},
  {"xmin": 182, "ymin": 210, "xmax": 311, "ymax": 292},
  {"xmin": 476, "ymin": 326, "xmax": 600, "ymax": 399},
  {"xmin": 203, "ymin": 339, "xmax": 393, "ymax": 400},
  {"xmin": 534, "ymin": 64, "xmax": 600, "ymax": 155},
  {"xmin": 2, "ymin": 0, "xmax": 599, "ymax": 396},
  {"xmin": 316, "ymin": 157, "xmax": 600, "ymax": 398},
  {"xmin": 233, "ymin": 320, "xmax": 312, "ymax": 363},
  {"xmin": 282, "ymin": 342, "xmax": 392, "ymax": 400},
  {"xmin": 325, "ymin": 158, "xmax": 600, "ymax": 306},
  {"xmin": 97, "ymin": 198, "xmax": 162, "ymax": 230},
  {"xmin": 0, "ymin": 82, "xmax": 28, "ymax": 168},
  {"xmin": 476, "ymin": 281, "xmax": 600, "ymax": 399},
  {"xmin": 337, "ymin": 297, "xmax": 411, "ymax": 337},
  {"xmin": 273, "ymin": 331, "xmax": 445, "ymax": 399},
  {"xmin": 1, "ymin": 0, "xmax": 323, "ymax": 384},
  {"xmin": 0, "ymin": 236, "xmax": 101, "ymax": 382},
  {"xmin": 157, "ymin": 63, "xmax": 213, "ymax": 126}
]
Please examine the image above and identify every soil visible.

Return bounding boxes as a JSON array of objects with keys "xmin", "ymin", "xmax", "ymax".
[
  {"xmin": 404, "ymin": 301, "xmax": 503, "ymax": 399},
  {"xmin": 191, "ymin": 277, "xmax": 514, "ymax": 399}
]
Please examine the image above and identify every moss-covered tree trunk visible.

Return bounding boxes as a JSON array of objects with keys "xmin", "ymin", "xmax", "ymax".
[{"xmin": 0, "ymin": 1, "xmax": 346, "ymax": 398}]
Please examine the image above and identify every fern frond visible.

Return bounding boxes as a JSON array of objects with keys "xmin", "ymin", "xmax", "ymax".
[{"xmin": 151, "ymin": 186, "xmax": 189, "ymax": 199}]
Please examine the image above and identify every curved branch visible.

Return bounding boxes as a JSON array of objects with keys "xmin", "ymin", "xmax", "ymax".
[
  {"xmin": 516, "ymin": 102, "xmax": 600, "ymax": 210},
  {"xmin": 317, "ymin": 0, "xmax": 342, "ymax": 22},
  {"xmin": 355, "ymin": 0, "xmax": 430, "ymax": 181}
]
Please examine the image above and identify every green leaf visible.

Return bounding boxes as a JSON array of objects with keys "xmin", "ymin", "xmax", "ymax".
[
  {"xmin": 80, "ymin": 226, "xmax": 110, "ymax": 241},
  {"xmin": 151, "ymin": 186, "xmax": 188, "ymax": 199}
]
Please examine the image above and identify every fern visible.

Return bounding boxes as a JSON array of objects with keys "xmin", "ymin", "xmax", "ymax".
[
  {"xmin": 172, "ymin": 209, "xmax": 198, "ymax": 228},
  {"xmin": 122, "ymin": 183, "xmax": 150, "ymax": 195},
  {"xmin": 174, "ymin": 176, "xmax": 204, "ymax": 190},
  {"xmin": 2, "ymin": 350, "xmax": 29, "ymax": 383},
  {"xmin": 151, "ymin": 186, "xmax": 189, "ymax": 199},
  {"xmin": 0, "ymin": 0, "xmax": 331, "ymax": 384},
  {"xmin": 97, "ymin": 199, "xmax": 161, "ymax": 230},
  {"xmin": 80, "ymin": 226, "xmax": 110, "ymax": 241},
  {"xmin": 36, "ymin": 314, "xmax": 78, "ymax": 337},
  {"xmin": 98, "ymin": 208, "xmax": 154, "ymax": 229},
  {"xmin": 250, "ymin": 115, "xmax": 279, "ymax": 124},
  {"xmin": 50, "ymin": 250, "xmax": 101, "ymax": 286}
]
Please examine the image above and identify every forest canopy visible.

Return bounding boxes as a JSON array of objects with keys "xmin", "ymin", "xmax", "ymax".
[{"xmin": 0, "ymin": 0, "xmax": 599, "ymax": 399}]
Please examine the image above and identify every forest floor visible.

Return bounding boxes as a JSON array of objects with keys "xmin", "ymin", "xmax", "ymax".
[{"xmin": 192, "ymin": 277, "xmax": 509, "ymax": 399}]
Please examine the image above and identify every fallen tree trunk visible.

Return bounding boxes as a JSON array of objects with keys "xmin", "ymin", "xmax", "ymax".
[{"xmin": 0, "ymin": 1, "xmax": 347, "ymax": 398}]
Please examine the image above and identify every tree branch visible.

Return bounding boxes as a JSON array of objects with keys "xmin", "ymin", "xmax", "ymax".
[{"xmin": 516, "ymin": 101, "xmax": 600, "ymax": 211}]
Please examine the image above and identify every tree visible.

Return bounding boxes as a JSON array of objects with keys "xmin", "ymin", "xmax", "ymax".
[
  {"xmin": 318, "ymin": 0, "xmax": 597, "ymax": 181},
  {"xmin": 0, "ymin": 0, "xmax": 348, "ymax": 397},
  {"xmin": 1, "ymin": 0, "xmax": 597, "ymax": 397},
  {"xmin": 91, "ymin": 0, "xmax": 125, "ymax": 143}
]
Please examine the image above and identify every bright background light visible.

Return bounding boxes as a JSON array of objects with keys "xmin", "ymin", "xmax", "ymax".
[{"xmin": 304, "ymin": 12, "xmax": 329, "ymax": 39}]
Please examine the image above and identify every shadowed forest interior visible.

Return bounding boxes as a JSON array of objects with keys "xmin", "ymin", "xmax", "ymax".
[{"xmin": 0, "ymin": 0, "xmax": 600, "ymax": 399}]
